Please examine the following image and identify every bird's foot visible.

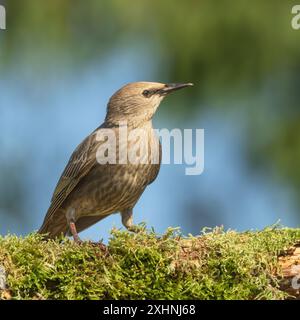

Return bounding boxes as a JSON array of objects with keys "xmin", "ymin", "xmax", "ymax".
[
  {"xmin": 72, "ymin": 235, "xmax": 82, "ymax": 244},
  {"xmin": 126, "ymin": 225, "xmax": 142, "ymax": 233},
  {"xmin": 121, "ymin": 209, "xmax": 141, "ymax": 233},
  {"xmin": 97, "ymin": 242, "xmax": 108, "ymax": 252}
]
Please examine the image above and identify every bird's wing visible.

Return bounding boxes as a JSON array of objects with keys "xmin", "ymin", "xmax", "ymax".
[{"xmin": 42, "ymin": 130, "xmax": 99, "ymax": 226}]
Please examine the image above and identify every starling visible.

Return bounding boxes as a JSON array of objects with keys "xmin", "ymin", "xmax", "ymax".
[{"xmin": 38, "ymin": 82, "xmax": 193, "ymax": 241}]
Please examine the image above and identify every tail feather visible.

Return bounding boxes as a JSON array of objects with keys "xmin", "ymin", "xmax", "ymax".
[
  {"xmin": 38, "ymin": 209, "xmax": 107, "ymax": 239},
  {"xmin": 38, "ymin": 209, "xmax": 69, "ymax": 239}
]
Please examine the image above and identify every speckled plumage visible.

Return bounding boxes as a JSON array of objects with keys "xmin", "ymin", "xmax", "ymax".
[{"xmin": 38, "ymin": 82, "xmax": 192, "ymax": 239}]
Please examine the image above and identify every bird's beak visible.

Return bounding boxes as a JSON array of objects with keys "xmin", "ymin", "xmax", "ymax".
[{"xmin": 159, "ymin": 83, "xmax": 194, "ymax": 95}]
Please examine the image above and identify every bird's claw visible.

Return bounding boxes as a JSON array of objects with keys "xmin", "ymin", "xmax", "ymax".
[{"xmin": 127, "ymin": 225, "xmax": 142, "ymax": 233}]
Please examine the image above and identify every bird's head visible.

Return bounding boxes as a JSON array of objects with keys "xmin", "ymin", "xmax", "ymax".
[{"xmin": 105, "ymin": 81, "xmax": 193, "ymax": 126}]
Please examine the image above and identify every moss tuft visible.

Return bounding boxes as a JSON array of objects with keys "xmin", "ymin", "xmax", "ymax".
[{"xmin": 0, "ymin": 225, "xmax": 299, "ymax": 300}]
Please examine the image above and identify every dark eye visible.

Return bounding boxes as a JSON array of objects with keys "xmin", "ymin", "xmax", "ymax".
[{"xmin": 142, "ymin": 89, "xmax": 151, "ymax": 98}]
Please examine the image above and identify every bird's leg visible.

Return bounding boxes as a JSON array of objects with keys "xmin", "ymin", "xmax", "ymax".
[
  {"xmin": 121, "ymin": 209, "xmax": 139, "ymax": 233},
  {"xmin": 66, "ymin": 208, "xmax": 81, "ymax": 243},
  {"xmin": 69, "ymin": 221, "xmax": 81, "ymax": 243}
]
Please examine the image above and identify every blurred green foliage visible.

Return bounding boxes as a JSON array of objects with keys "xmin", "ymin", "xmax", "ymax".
[
  {"xmin": 2, "ymin": 0, "xmax": 300, "ymax": 93},
  {"xmin": 1, "ymin": 0, "xmax": 300, "ymax": 214}
]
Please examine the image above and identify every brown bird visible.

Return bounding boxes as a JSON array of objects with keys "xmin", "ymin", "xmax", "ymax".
[{"xmin": 38, "ymin": 82, "xmax": 193, "ymax": 241}]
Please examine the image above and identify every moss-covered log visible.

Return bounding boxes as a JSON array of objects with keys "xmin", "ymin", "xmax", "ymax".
[{"xmin": 0, "ymin": 226, "xmax": 299, "ymax": 300}]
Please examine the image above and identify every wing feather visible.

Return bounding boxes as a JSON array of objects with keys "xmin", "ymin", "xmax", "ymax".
[{"xmin": 40, "ymin": 131, "xmax": 99, "ymax": 228}]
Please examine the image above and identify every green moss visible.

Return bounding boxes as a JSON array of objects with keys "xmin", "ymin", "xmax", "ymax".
[{"xmin": 0, "ymin": 225, "xmax": 299, "ymax": 300}]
